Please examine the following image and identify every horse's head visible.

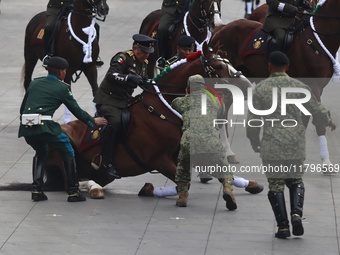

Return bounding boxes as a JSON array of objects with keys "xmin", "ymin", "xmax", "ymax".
[
  {"xmin": 207, "ymin": 0, "xmax": 223, "ymax": 29},
  {"xmin": 74, "ymin": 0, "xmax": 109, "ymax": 21},
  {"xmin": 189, "ymin": 0, "xmax": 222, "ymax": 31}
]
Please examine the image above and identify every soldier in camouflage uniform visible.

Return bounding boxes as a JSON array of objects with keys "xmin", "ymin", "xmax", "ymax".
[
  {"xmin": 247, "ymin": 51, "xmax": 335, "ymax": 239},
  {"xmin": 19, "ymin": 57, "xmax": 107, "ymax": 202},
  {"xmin": 263, "ymin": 0, "xmax": 312, "ymax": 50},
  {"xmin": 171, "ymin": 75, "xmax": 236, "ymax": 209},
  {"xmin": 94, "ymin": 34, "xmax": 156, "ymax": 179}
]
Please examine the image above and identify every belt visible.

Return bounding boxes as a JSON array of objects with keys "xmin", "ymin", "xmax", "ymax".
[{"xmin": 41, "ymin": 115, "xmax": 52, "ymax": 120}]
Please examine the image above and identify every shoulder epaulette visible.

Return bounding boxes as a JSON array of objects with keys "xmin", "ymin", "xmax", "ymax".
[
  {"xmin": 166, "ymin": 55, "xmax": 179, "ymax": 66},
  {"xmin": 126, "ymin": 50, "xmax": 134, "ymax": 57}
]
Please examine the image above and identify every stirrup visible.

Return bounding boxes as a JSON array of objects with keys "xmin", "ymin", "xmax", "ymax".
[{"xmin": 91, "ymin": 154, "xmax": 102, "ymax": 170}]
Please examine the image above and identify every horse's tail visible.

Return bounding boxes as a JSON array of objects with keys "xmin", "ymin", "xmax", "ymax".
[{"xmin": 0, "ymin": 183, "xmax": 32, "ymax": 191}]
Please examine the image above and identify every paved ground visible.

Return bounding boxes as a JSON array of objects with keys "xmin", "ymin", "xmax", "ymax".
[{"xmin": 1, "ymin": 0, "xmax": 340, "ymax": 254}]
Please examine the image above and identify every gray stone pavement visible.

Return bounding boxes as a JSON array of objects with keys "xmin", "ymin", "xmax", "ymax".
[{"xmin": 1, "ymin": 0, "xmax": 340, "ymax": 254}]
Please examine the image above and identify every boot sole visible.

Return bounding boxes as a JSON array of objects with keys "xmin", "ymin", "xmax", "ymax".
[
  {"xmin": 292, "ymin": 218, "xmax": 304, "ymax": 236},
  {"xmin": 223, "ymin": 193, "xmax": 237, "ymax": 210}
]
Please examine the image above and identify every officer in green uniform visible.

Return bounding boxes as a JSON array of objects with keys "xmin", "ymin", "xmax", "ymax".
[
  {"xmin": 44, "ymin": 0, "xmax": 104, "ymax": 66},
  {"xmin": 164, "ymin": 35, "xmax": 195, "ymax": 69},
  {"xmin": 247, "ymin": 51, "xmax": 336, "ymax": 238},
  {"xmin": 19, "ymin": 56, "xmax": 108, "ymax": 202},
  {"xmin": 171, "ymin": 75, "xmax": 236, "ymax": 209},
  {"xmin": 263, "ymin": 0, "xmax": 312, "ymax": 50},
  {"xmin": 157, "ymin": 0, "xmax": 191, "ymax": 68},
  {"xmin": 94, "ymin": 34, "xmax": 156, "ymax": 179}
]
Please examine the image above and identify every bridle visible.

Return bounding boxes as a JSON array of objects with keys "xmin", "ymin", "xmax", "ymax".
[
  {"xmin": 188, "ymin": 0, "xmax": 220, "ymax": 32},
  {"xmin": 200, "ymin": 54, "xmax": 242, "ymax": 79},
  {"xmin": 72, "ymin": 0, "xmax": 107, "ymax": 21}
]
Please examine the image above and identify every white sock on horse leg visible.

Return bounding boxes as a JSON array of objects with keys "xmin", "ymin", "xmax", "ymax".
[
  {"xmin": 246, "ymin": 2, "xmax": 252, "ymax": 14},
  {"xmin": 319, "ymin": 135, "xmax": 329, "ymax": 160},
  {"xmin": 153, "ymin": 186, "xmax": 177, "ymax": 197},
  {"xmin": 232, "ymin": 176, "xmax": 249, "ymax": 188}
]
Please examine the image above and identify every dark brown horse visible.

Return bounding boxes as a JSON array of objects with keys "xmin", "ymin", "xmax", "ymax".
[
  {"xmin": 139, "ymin": 0, "xmax": 222, "ymax": 77},
  {"xmin": 210, "ymin": 0, "xmax": 339, "ymax": 165},
  {"xmin": 31, "ymin": 42, "xmax": 250, "ymax": 198},
  {"xmin": 22, "ymin": 0, "xmax": 109, "ymax": 97}
]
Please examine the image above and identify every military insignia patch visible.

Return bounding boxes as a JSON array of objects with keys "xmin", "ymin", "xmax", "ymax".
[
  {"xmin": 117, "ymin": 57, "xmax": 125, "ymax": 64},
  {"xmin": 91, "ymin": 129, "xmax": 100, "ymax": 139},
  {"xmin": 253, "ymin": 37, "xmax": 264, "ymax": 49}
]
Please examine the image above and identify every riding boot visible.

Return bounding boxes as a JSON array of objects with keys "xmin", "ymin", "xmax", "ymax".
[
  {"xmin": 219, "ymin": 177, "xmax": 237, "ymax": 210},
  {"xmin": 268, "ymin": 191, "xmax": 290, "ymax": 239},
  {"xmin": 268, "ymin": 38, "xmax": 282, "ymax": 53},
  {"xmin": 64, "ymin": 157, "xmax": 86, "ymax": 202},
  {"xmin": 289, "ymin": 182, "xmax": 305, "ymax": 236},
  {"xmin": 101, "ymin": 126, "xmax": 121, "ymax": 179},
  {"xmin": 31, "ymin": 156, "xmax": 48, "ymax": 201},
  {"xmin": 43, "ymin": 26, "xmax": 53, "ymax": 58},
  {"xmin": 176, "ymin": 182, "xmax": 189, "ymax": 207}
]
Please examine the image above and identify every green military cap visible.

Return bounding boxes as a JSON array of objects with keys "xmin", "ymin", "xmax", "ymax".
[
  {"xmin": 177, "ymin": 35, "xmax": 195, "ymax": 48},
  {"xmin": 46, "ymin": 56, "xmax": 69, "ymax": 69},
  {"xmin": 133, "ymin": 34, "xmax": 157, "ymax": 53},
  {"xmin": 188, "ymin": 74, "xmax": 205, "ymax": 91},
  {"xmin": 268, "ymin": 51, "xmax": 290, "ymax": 66}
]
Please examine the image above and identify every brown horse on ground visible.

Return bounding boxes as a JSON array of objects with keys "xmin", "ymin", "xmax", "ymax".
[
  {"xmin": 22, "ymin": 0, "xmax": 108, "ymax": 97},
  {"xmin": 21, "ymin": 42, "xmax": 249, "ymax": 198},
  {"xmin": 139, "ymin": 0, "xmax": 222, "ymax": 77},
  {"xmin": 210, "ymin": 0, "xmax": 339, "ymax": 166}
]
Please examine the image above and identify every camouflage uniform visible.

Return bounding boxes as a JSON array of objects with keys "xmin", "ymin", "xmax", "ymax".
[
  {"xmin": 247, "ymin": 67, "xmax": 333, "ymax": 238},
  {"xmin": 246, "ymin": 72, "xmax": 332, "ymax": 192},
  {"xmin": 263, "ymin": 0, "xmax": 312, "ymax": 49},
  {"xmin": 171, "ymin": 75, "xmax": 235, "ymax": 209}
]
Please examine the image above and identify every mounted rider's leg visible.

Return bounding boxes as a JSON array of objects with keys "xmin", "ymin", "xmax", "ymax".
[
  {"xmin": 96, "ymin": 104, "xmax": 121, "ymax": 179},
  {"xmin": 94, "ymin": 23, "xmax": 104, "ymax": 67},
  {"xmin": 43, "ymin": 7, "xmax": 59, "ymax": 64},
  {"xmin": 269, "ymin": 28, "xmax": 286, "ymax": 52}
]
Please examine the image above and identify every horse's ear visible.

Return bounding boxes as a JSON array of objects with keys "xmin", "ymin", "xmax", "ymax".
[
  {"xmin": 202, "ymin": 41, "xmax": 209, "ymax": 55},
  {"xmin": 213, "ymin": 40, "xmax": 220, "ymax": 54}
]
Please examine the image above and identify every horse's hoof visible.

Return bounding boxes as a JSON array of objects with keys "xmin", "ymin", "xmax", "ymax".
[
  {"xmin": 227, "ymin": 155, "xmax": 240, "ymax": 164},
  {"xmin": 90, "ymin": 188, "xmax": 105, "ymax": 199},
  {"xmin": 245, "ymin": 180, "xmax": 264, "ymax": 194},
  {"xmin": 138, "ymin": 183, "xmax": 154, "ymax": 197}
]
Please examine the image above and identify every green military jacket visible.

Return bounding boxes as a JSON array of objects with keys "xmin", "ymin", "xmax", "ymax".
[
  {"xmin": 19, "ymin": 75, "xmax": 95, "ymax": 137},
  {"xmin": 263, "ymin": 0, "xmax": 304, "ymax": 32},
  {"xmin": 246, "ymin": 72, "xmax": 332, "ymax": 160},
  {"xmin": 93, "ymin": 50, "xmax": 148, "ymax": 108}
]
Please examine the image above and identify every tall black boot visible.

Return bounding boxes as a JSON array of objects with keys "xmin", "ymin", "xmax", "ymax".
[
  {"xmin": 64, "ymin": 157, "xmax": 86, "ymax": 202},
  {"xmin": 32, "ymin": 156, "xmax": 48, "ymax": 201},
  {"xmin": 268, "ymin": 191, "xmax": 290, "ymax": 239},
  {"xmin": 43, "ymin": 26, "xmax": 53, "ymax": 57},
  {"xmin": 289, "ymin": 182, "xmax": 305, "ymax": 236},
  {"xmin": 101, "ymin": 126, "xmax": 121, "ymax": 179}
]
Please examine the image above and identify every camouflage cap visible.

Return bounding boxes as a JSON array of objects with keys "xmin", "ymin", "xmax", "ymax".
[{"xmin": 188, "ymin": 74, "xmax": 205, "ymax": 90}]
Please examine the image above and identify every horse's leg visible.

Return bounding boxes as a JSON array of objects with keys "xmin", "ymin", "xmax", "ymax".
[
  {"xmin": 79, "ymin": 180, "xmax": 105, "ymax": 199},
  {"xmin": 23, "ymin": 51, "xmax": 39, "ymax": 90},
  {"xmin": 83, "ymin": 64, "xmax": 99, "ymax": 97}
]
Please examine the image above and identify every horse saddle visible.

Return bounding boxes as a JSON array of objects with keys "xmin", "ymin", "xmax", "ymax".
[
  {"xmin": 242, "ymin": 25, "xmax": 294, "ymax": 58},
  {"xmin": 77, "ymin": 108, "xmax": 132, "ymax": 153}
]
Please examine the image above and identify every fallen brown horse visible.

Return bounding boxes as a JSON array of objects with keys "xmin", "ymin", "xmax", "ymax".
[
  {"xmin": 210, "ymin": 0, "xmax": 340, "ymax": 166},
  {"xmin": 16, "ymin": 42, "xmax": 250, "ymax": 198}
]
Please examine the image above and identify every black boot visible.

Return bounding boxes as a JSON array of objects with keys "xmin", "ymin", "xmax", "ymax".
[
  {"xmin": 268, "ymin": 191, "xmax": 290, "ymax": 239},
  {"xmin": 64, "ymin": 157, "xmax": 86, "ymax": 202},
  {"xmin": 289, "ymin": 182, "xmax": 305, "ymax": 236},
  {"xmin": 31, "ymin": 156, "xmax": 48, "ymax": 201},
  {"xmin": 101, "ymin": 126, "xmax": 121, "ymax": 179},
  {"xmin": 43, "ymin": 26, "xmax": 53, "ymax": 57},
  {"xmin": 268, "ymin": 38, "xmax": 282, "ymax": 53}
]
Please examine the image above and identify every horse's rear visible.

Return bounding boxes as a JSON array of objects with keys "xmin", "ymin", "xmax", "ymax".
[
  {"xmin": 23, "ymin": 12, "xmax": 46, "ymax": 90},
  {"xmin": 211, "ymin": 19, "xmax": 267, "ymax": 77}
]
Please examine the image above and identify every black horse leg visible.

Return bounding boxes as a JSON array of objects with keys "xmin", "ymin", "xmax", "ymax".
[{"xmin": 83, "ymin": 64, "xmax": 98, "ymax": 97}]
